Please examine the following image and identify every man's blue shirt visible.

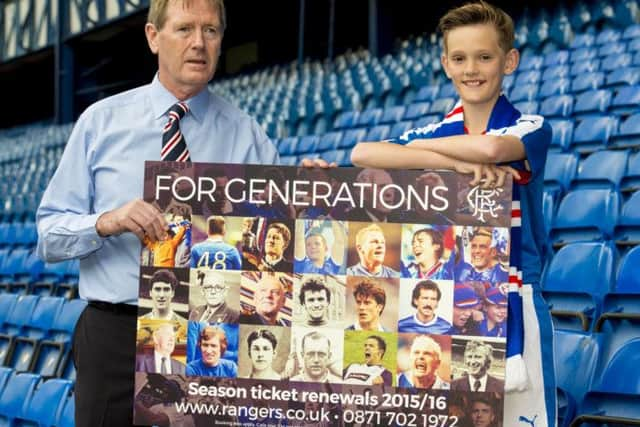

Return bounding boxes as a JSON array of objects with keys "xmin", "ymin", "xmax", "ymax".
[
  {"xmin": 455, "ymin": 262, "xmax": 509, "ymax": 284},
  {"xmin": 190, "ymin": 238, "xmax": 242, "ymax": 269},
  {"xmin": 185, "ymin": 358, "xmax": 237, "ymax": 377},
  {"xmin": 36, "ymin": 75, "xmax": 279, "ymax": 304},
  {"xmin": 294, "ymin": 256, "xmax": 342, "ymax": 275},
  {"xmin": 398, "ymin": 314, "xmax": 452, "ymax": 334}
]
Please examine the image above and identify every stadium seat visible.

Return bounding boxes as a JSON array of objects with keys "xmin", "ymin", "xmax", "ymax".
[
  {"xmin": 57, "ymin": 393, "xmax": 74, "ymax": 427},
  {"xmin": 502, "ymin": 74, "xmax": 515, "ymax": 92},
  {"xmin": 610, "ymin": 85, "xmax": 640, "ymax": 115},
  {"xmin": 542, "ymin": 65, "xmax": 570, "ymax": 81},
  {"xmin": 413, "ymin": 85, "xmax": 439, "ymax": 103},
  {"xmin": 630, "ymin": 37, "xmax": 640, "ymax": 53},
  {"xmin": 571, "ymin": 71, "xmax": 604, "ymax": 93},
  {"xmin": 403, "ymin": 102, "xmax": 431, "ymax": 121},
  {"xmin": 596, "ymin": 28, "xmax": 622, "ymax": 45},
  {"xmin": 20, "ymin": 378, "xmax": 73, "ymax": 427},
  {"xmin": 513, "ymin": 101, "xmax": 538, "ymax": 115},
  {"xmin": 570, "ymin": 115, "xmax": 618, "ymax": 153},
  {"xmin": 542, "ymin": 190, "xmax": 555, "ymax": 236},
  {"xmin": 539, "ymin": 94, "xmax": 573, "ymax": 118},
  {"xmin": 570, "ymin": 47, "xmax": 598, "ymax": 64},
  {"xmin": 0, "ymin": 372, "xmax": 40, "ymax": 425},
  {"xmin": 276, "ymin": 137, "xmax": 297, "ymax": 156},
  {"xmin": 614, "ymin": 190, "xmax": 640, "ymax": 246},
  {"xmin": 601, "ymin": 53, "xmax": 633, "ymax": 72},
  {"xmin": 413, "ymin": 114, "xmax": 442, "ymax": 128},
  {"xmin": 365, "ymin": 125, "xmax": 390, "ymax": 141},
  {"xmin": 570, "ymin": 33, "xmax": 595, "ymax": 49},
  {"xmin": 356, "ymin": 108, "xmax": 382, "ymax": 127},
  {"xmin": 510, "ymin": 83, "xmax": 538, "ymax": 102},
  {"xmin": 519, "ymin": 55, "xmax": 544, "ymax": 70},
  {"xmin": 538, "ymin": 78, "xmax": 571, "ymax": 99},
  {"xmin": 379, "ymin": 106, "xmax": 406, "ymax": 124},
  {"xmin": 295, "ymin": 135, "xmax": 318, "ymax": 154},
  {"xmin": 623, "ymin": 24, "xmax": 640, "ymax": 40},
  {"xmin": 599, "ymin": 246, "xmax": 640, "ymax": 322},
  {"xmin": 571, "ymin": 150, "xmax": 629, "ymax": 190},
  {"xmin": 572, "ymin": 89, "xmax": 613, "ymax": 117},
  {"xmin": 438, "ymin": 83, "xmax": 457, "ymax": 99},
  {"xmin": 543, "ymin": 241, "xmax": 616, "ymax": 331},
  {"xmin": 548, "ymin": 119, "xmax": 574, "ymax": 151},
  {"xmin": 597, "ymin": 42, "xmax": 627, "ymax": 57},
  {"xmin": 543, "ymin": 50, "xmax": 570, "ymax": 67},
  {"xmin": 551, "ymin": 188, "xmax": 620, "ymax": 245},
  {"xmin": 605, "ymin": 67, "xmax": 640, "ymax": 88},
  {"xmin": 339, "ymin": 128, "xmax": 367, "ymax": 149},
  {"xmin": 554, "ymin": 330, "xmax": 599, "ymax": 408},
  {"xmin": 429, "ymin": 98, "xmax": 456, "ymax": 116},
  {"xmin": 544, "ymin": 152, "xmax": 579, "ymax": 197},
  {"xmin": 333, "ymin": 110, "xmax": 359, "ymax": 129},
  {"xmin": 388, "ymin": 121, "xmax": 414, "ymax": 139},
  {"xmin": 621, "ymin": 153, "xmax": 640, "ymax": 193},
  {"xmin": 515, "ymin": 70, "xmax": 542, "ymax": 86}
]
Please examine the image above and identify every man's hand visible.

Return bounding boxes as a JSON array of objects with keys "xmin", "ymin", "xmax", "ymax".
[
  {"xmin": 96, "ymin": 199, "xmax": 168, "ymax": 242},
  {"xmin": 300, "ymin": 157, "xmax": 337, "ymax": 168}
]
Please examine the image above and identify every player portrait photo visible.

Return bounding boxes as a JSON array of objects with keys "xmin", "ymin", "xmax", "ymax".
[
  {"xmin": 135, "ymin": 321, "xmax": 186, "ymax": 375},
  {"xmin": 241, "ymin": 218, "xmax": 294, "ymax": 273},
  {"xmin": 397, "ymin": 334, "xmax": 452, "ymax": 390},
  {"xmin": 451, "ymin": 338, "xmax": 506, "ymax": 393},
  {"xmin": 346, "ymin": 222, "xmax": 401, "ymax": 278},
  {"xmin": 345, "ymin": 276, "xmax": 398, "ymax": 332},
  {"xmin": 189, "ymin": 215, "xmax": 243, "ymax": 270},
  {"xmin": 400, "ymin": 224, "xmax": 455, "ymax": 280},
  {"xmin": 188, "ymin": 269, "xmax": 240, "ymax": 324},
  {"xmin": 294, "ymin": 219, "xmax": 347, "ymax": 275},
  {"xmin": 288, "ymin": 327, "xmax": 344, "ymax": 384},
  {"xmin": 292, "ymin": 274, "xmax": 347, "ymax": 328},
  {"xmin": 237, "ymin": 325, "xmax": 291, "ymax": 380},
  {"xmin": 185, "ymin": 324, "xmax": 239, "ymax": 378},
  {"xmin": 342, "ymin": 331, "xmax": 397, "ymax": 386},
  {"xmin": 239, "ymin": 271, "xmax": 293, "ymax": 327},
  {"xmin": 397, "ymin": 278, "xmax": 454, "ymax": 334},
  {"xmin": 454, "ymin": 226, "xmax": 510, "ymax": 285},
  {"xmin": 192, "ymin": 163, "xmax": 246, "ymax": 217}
]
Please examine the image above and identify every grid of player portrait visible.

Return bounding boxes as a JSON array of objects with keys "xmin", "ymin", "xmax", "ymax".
[{"xmin": 136, "ymin": 212, "xmax": 510, "ymax": 393}]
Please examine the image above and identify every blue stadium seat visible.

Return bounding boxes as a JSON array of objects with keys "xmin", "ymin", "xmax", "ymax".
[
  {"xmin": 623, "ymin": 24, "xmax": 640, "ymax": 40},
  {"xmin": 630, "ymin": 37, "xmax": 640, "ymax": 53},
  {"xmin": 403, "ymin": 102, "xmax": 431, "ymax": 121},
  {"xmin": 277, "ymin": 137, "xmax": 297, "ymax": 156},
  {"xmin": 519, "ymin": 55, "xmax": 544, "ymax": 70},
  {"xmin": 513, "ymin": 101, "xmax": 539, "ymax": 115},
  {"xmin": 614, "ymin": 190, "xmax": 640, "ymax": 245},
  {"xmin": 295, "ymin": 135, "xmax": 318, "ymax": 154},
  {"xmin": 339, "ymin": 128, "xmax": 367, "ymax": 149},
  {"xmin": 0, "ymin": 294, "xmax": 17, "ymax": 330},
  {"xmin": 572, "ymin": 150, "xmax": 629, "ymax": 190},
  {"xmin": 502, "ymin": 74, "xmax": 515, "ymax": 92},
  {"xmin": 57, "ymin": 393, "xmax": 74, "ymax": 427},
  {"xmin": 543, "ymin": 241, "xmax": 616, "ymax": 331},
  {"xmin": 620, "ymin": 152, "xmax": 640, "ymax": 192},
  {"xmin": 544, "ymin": 152, "xmax": 579, "ymax": 197},
  {"xmin": 570, "ymin": 33, "xmax": 596, "ymax": 49},
  {"xmin": 554, "ymin": 330, "xmax": 599, "ymax": 410},
  {"xmin": 542, "ymin": 190, "xmax": 555, "ymax": 236},
  {"xmin": 597, "ymin": 41, "xmax": 627, "ymax": 57},
  {"xmin": 543, "ymin": 50, "xmax": 570, "ymax": 67},
  {"xmin": 539, "ymin": 95, "xmax": 573, "ymax": 118},
  {"xmin": 279, "ymin": 155, "xmax": 297, "ymax": 166},
  {"xmin": 635, "ymin": 51, "xmax": 640, "ymax": 66},
  {"xmin": 20, "ymin": 378, "xmax": 73, "ymax": 427},
  {"xmin": 0, "ymin": 372, "xmax": 40, "ymax": 425},
  {"xmin": 539, "ymin": 78, "xmax": 571, "ymax": 99},
  {"xmin": 570, "ymin": 59, "xmax": 600, "ymax": 76},
  {"xmin": 356, "ymin": 108, "xmax": 382, "ymax": 127},
  {"xmin": 438, "ymin": 83, "xmax": 457, "ymax": 99},
  {"xmin": 379, "ymin": 106, "xmax": 406, "ymax": 124},
  {"xmin": 595, "ymin": 338, "xmax": 640, "ymax": 394},
  {"xmin": 601, "ymin": 53, "xmax": 633, "ymax": 72},
  {"xmin": 573, "ymin": 89, "xmax": 613, "ymax": 117},
  {"xmin": 333, "ymin": 110, "xmax": 359, "ymax": 129},
  {"xmin": 413, "ymin": 114, "xmax": 442, "ymax": 128},
  {"xmin": 551, "ymin": 189, "xmax": 620, "ymax": 245},
  {"xmin": 388, "ymin": 121, "xmax": 414, "ymax": 139},
  {"xmin": 316, "ymin": 131, "xmax": 342, "ymax": 152},
  {"xmin": 413, "ymin": 85, "xmax": 439, "ymax": 103},
  {"xmin": 570, "ymin": 115, "xmax": 618, "ymax": 153},
  {"xmin": 365, "ymin": 125, "xmax": 390, "ymax": 141},
  {"xmin": 0, "ymin": 294, "xmax": 39, "ymax": 336},
  {"xmin": 600, "ymin": 246, "xmax": 640, "ymax": 320},
  {"xmin": 605, "ymin": 67, "xmax": 640, "ymax": 88},
  {"xmin": 429, "ymin": 98, "xmax": 456, "ymax": 116},
  {"xmin": 570, "ymin": 47, "xmax": 598, "ymax": 64},
  {"xmin": 596, "ymin": 28, "xmax": 622, "ymax": 45},
  {"xmin": 548, "ymin": 119, "xmax": 574, "ymax": 151},
  {"xmin": 510, "ymin": 83, "xmax": 539, "ymax": 102},
  {"xmin": 575, "ymin": 391, "xmax": 640, "ymax": 427},
  {"xmin": 610, "ymin": 85, "xmax": 640, "ymax": 115},
  {"xmin": 542, "ymin": 65, "xmax": 570, "ymax": 81},
  {"xmin": 571, "ymin": 71, "xmax": 604, "ymax": 93},
  {"xmin": 515, "ymin": 70, "xmax": 542, "ymax": 86}
]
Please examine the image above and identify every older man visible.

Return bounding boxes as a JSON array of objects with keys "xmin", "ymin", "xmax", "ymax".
[
  {"xmin": 135, "ymin": 323, "xmax": 185, "ymax": 375},
  {"xmin": 189, "ymin": 269, "xmax": 238, "ymax": 323},
  {"xmin": 36, "ymin": 1, "xmax": 279, "ymax": 424},
  {"xmin": 451, "ymin": 340, "xmax": 504, "ymax": 392},
  {"xmin": 398, "ymin": 335, "xmax": 450, "ymax": 390},
  {"xmin": 240, "ymin": 273, "xmax": 290, "ymax": 326},
  {"xmin": 290, "ymin": 331, "xmax": 341, "ymax": 383}
]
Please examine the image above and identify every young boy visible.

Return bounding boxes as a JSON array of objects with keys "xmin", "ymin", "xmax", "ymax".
[{"xmin": 351, "ymin": 2, "xmax": 556, "ymax": 426}]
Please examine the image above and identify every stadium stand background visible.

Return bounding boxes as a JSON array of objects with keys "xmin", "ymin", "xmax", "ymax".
[{"xmin": 0, "ymin": 0, "xmax": 639, "ymax": 425}]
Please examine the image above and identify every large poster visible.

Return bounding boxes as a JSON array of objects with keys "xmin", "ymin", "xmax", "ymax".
[{"xmin": 134, "ymin": 161, "xmax": 512, "ymax": 427}]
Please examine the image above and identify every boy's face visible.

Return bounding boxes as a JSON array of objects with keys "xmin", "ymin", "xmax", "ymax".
[{"xmin": 441, "ymin": 24, "xmax": 518, "ymax": 110}]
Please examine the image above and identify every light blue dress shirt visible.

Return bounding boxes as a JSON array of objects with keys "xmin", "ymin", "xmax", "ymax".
[{"xmin": 36, "ymin": 75, "xmax": 279, "ymax": 304}]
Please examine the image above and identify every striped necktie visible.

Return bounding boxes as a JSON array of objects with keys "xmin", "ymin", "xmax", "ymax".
[{"xmin": 161, "ymin": 102, "xmax": 191, "ymax": 162}]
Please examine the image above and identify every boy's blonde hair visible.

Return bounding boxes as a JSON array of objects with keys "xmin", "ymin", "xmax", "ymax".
[{"xmin": 438, "ymin": 1, "xmax": 514, "ymax": 53}]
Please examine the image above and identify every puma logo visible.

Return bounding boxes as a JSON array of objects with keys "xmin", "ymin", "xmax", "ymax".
[{"xmin": 519, "ymin": 415, "xmax": 537, "ymax": 427}]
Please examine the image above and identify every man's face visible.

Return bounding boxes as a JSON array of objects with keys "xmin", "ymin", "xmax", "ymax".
[
  {"xmin": 201, "ymin": 335, "xmax": 222, "ymax": 366},
  {"xmin": 250, "ymin": 337, "xmax": 275, "ymax": 372},
  {"xmin": 145, "ymin": 0, "xmax": 223, "ymax": 98},
  {"xmin": 305, "ymin": 235, "xmax": 327, "ymax": 263},
  {"xmin": 201, "ymin": 272, "xmax": 228, "ymax": 306},
  {"xmin": 358, "ymin": 231, "xmax": 386, "ymax": 267},
  {"xmin": 356, "ymin": 294, "xmax": 382, "ymax": 328},
  {"xmin": 412, "ymin": 232, "xmax": 439, "ymax": 264},
  {"xmin": 414, "ymin": 289, "xmax": 439, "ymax": 322},
  {"xmin": 441, "ymin": 24, "xmax": 517, "ymax": 111},
  {"xmin": 363, "ymin": 338, "xmax": 384, "ymax": 365},
  {"xmin": 254, "ymin": 276, "xmax": 286, "ymax": 317},
  {"xmin": 153, "ymin": 326, "xmax": 176, "ymax": 355},
  {"xmin": 471, "ymin": 401, "xmax": 495, "ymax": 427},
  {"xmin": 410, "ymin": 339, "xmax": 440, "ymax": 378},
  {"xmin": 470, "ymin": 235, "xmax": 495, "ymax": 270},
  {"xmin": 453, "ymin": 306, "xmax": 473, "ymax": 327},
  {"xmin": 150, "ymin": 281, "xmax": 174, "ymax": 310},
  {"xmin": 302, "ymin": 337, "xmax": 330, "ymax": 380},
  {"xmin": 265, "ymin": 227, "xmax": 286, "ymax": 258},
  {"xmin": 465, "ymin": 347, "xmax": 489, "ymax": 377},
  {"xmin": 302, "ymin": 290, "xmax": 329, "ymax": 322},
  {"xmin": 485, "ymin": 303, "xmax": 507, "ymax": 324}
]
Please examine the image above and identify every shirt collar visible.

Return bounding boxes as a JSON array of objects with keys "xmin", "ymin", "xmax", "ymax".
[{"xmin": 149, "ymin": 73, "xmax": 210, "ymax": 123}]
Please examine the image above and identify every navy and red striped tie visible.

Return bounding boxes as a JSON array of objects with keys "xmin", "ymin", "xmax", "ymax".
[{"xmin": 161, "ymin": 102, "xmax": 191, "ymax": 162}]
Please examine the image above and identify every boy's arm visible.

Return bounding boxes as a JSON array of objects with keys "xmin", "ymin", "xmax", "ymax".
[{"xmin": 406, "ymin": 134, "xmax": 526, "ymax": 164}]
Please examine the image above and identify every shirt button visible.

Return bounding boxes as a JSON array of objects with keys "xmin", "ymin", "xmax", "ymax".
[{"xmin": 92, "ymin": 240, "xmax": 97, "ymax": 245}]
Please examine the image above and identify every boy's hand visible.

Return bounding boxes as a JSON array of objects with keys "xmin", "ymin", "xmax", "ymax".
[{"xmin": 453, "ymin": 161, "xmax": 521, "ymax": 188}]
